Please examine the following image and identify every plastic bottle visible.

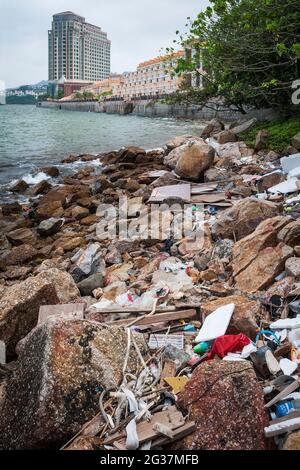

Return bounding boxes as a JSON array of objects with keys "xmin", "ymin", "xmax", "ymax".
[{"xmin": 275, "ymin": 399, "xmax": 300, "ymax": 418}]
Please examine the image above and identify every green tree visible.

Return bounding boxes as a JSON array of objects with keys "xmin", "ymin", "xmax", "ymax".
[
  {"xmin": 82, "ymin": 91, "xmax": 95, "ymax": 100},
  {"xmin": 170, "ymin": 0, "xmax": 300, "ymax": 115},
  {"xmin": 74, "ymin": 91, "xmax": 83, "ymax": 101},
  {"xmin": 57, "ymin": 89, "xmax": 64, "ymax": 100}
]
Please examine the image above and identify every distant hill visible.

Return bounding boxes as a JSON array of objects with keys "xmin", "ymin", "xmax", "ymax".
[
  {"xmin": 6, "ymin": 81, "xmax": 48, "ymax": 93},
  {"xmin": 6, "ymin": 95, "xmax": 37, "ymax": 105}
]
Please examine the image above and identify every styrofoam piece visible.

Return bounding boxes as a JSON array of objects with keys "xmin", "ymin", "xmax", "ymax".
[
  {"xmin": 285, "ymin": 194, "xmax": 300, "ymax": 204},
  {"xmin": 241, "ymin": 343, "xmax": 257, "ymax": 358},
  {"xmin": 269, "ymin": 177, "xmax": 299, "ymax": 194},
  {"xmin": 281, "ymin": 154, "xmax": 300, "ymax": 173},
  {"xmin": 222, "ymin": 353, "xmax": 245, "ymax": 362},
  {"xmin": 280, "ymin": 358, "xmax": 298, "ymax": 376},
  {"xmin": 270, "ymin": 317, "xmax": 300, "ymax": 330},
  {"xmin": 277, "ymin": 329, "xmax": 288, "ymax": 343},
  {"xmin": 288, "ymin": 329, "xmax": 300, "ymax": 347},
  {"xmin": 289, "ymin": 166, "xmax": 300, "ymax": 179},
  {"xmin": 195, "ymin": 303, "xmax": 235, "ymax": 343},
  {"xmin": 266, "ymin": 349, "xmax": 281, "ymax": 375}
]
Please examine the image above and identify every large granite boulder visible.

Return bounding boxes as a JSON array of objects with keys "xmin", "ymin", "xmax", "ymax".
[
  {"xmin": 232, "ymin": 216, "xmax": 293, "ymax": 293},
  {"xmin": 200, "ymin": 119, "xmax": 224, "ymax": 139},
  {"xmin": 283, "ymin": 430, "xmax": 300, "ymax": 450},
  {"xmin": 292, "ymin": 132, "xmax": 300, "ymax": 150},
  {"xmin": 278, "ymin": 220, "xmax": 300, "ymax": 247},
  {"xmin": 0, "ymin": 244, "xmax": 37, "ymax": 267},
  {"xmin": 36, "ymin": 201, "xmax": 64, "ymax": 221},
  {"xmin": 232, "ymin": 216, "xmax": 291, "ymax": 276},
  {"xmin": 174, "ymin": 360, "xmax": 268, "ymax": 450},
  {"xmin": 0, "ymin": 321, "xmax": 147, "ymax": 449},
  {"xmin": 165, "ymin": 135, "xmax": 204, "ymax": 154},
  {"xmin": 164, "ymin": 138, "xmax": 207, "ymax": 170},
  {"xmin": 235, "ymin": 243, "xmax": 293, "ymax": 293},
  {"xmin": 6, "ymin": 227, "xmax": 37, "ymax": 246},
  {"xmin": 0, "ymin": 276, "xmax": 59, "ymax": 357},
  {"xmin": 212, "ymin": 198, "xmax": 280, "ymax": 241},
  {"xmin": 164, "ymin": 140, "xmax": 215, "ymax": 180},
  {"xmin": 215, "ymin": 130, "xmax": 237, "ymax": 144},
  {"xmin": 37, "ymin": 218, "xmax": 64, "ymax": 237},
  {"xmin": 35, "ymin": 268, "xmax": 80, "ymax": 303}
]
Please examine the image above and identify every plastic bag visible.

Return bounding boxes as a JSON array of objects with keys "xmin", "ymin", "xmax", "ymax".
[{"xmin": 206, "ymin": 334, "xmax": 251, "ymax": 360}]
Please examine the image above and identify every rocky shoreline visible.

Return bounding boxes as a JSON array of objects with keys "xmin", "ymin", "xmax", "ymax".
[{"xmin": 1, "ymin": 118, "xmax": 300, "ymax": 450}]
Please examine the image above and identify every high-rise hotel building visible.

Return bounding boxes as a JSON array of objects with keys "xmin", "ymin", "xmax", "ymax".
[{"xmin": 48, "ymin": 12, "xmax": 111, "ymax": 82}]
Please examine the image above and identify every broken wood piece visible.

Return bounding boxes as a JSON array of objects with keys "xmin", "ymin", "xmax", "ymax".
[
  {"xmin": 191, "ymin": 183, "xmax": 218, "ymax": 194},
  {"xmin": 152, "ymin": 423, "xmax": 174, "ymax": 439},
  {"xmin": 151, "ymin": 421, "xmax": 196, "ymax": 447},
  {"xmin": 265, "ymin": 378, "xmax": 300, "ymax": 408},
  {"xmin": 164, "ymin": 376, "xmax": 189, "ymax": 395},
  {"xmin": 113, "ymin": 441, "xmax": 127, "ymax": 450},
  {"xmin": 264, "ymin": 415, "xmax": 300, "ymax": 438},
  {"xmin": 273, "ymin": 342, "xmax": 292, "ymax": 359},
  {"xmin": 160, "ymin": 359, "xmax": 177, "ymax": 385},
  {"xmin": 106, "ymin": 309, "xmax": 197, "ymax": 327},
  {"xmin": 148, "ymin": 184, "xmax": 191, "ymax": 203},
  {"xmin": 38, "ymin": 303, "xmax": 84, "ymax": 325},
  {"xmin": 191, "ymin": 192, "xmax": 227, "ymax": 203},
  {"xmin": 104, "ymin": 406, "xmax": 184, "ymax": 446},
  {"xmin": 91, "ymin": 306, "xmax": 176, "ymax": 314}
]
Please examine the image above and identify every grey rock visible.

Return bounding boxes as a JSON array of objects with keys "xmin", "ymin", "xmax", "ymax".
[
  {"xmin": 77, "ymin": 273, "xmax": 104, "ymax": 296},
  {"xmin": 70, "ymin": 242, "xmax": 105, "ymax": 283},
  {"xmin": 37, "ymin": 218, "xmax": 64, "ymax": 237}
]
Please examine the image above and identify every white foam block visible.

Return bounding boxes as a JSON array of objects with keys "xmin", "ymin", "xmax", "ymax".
[
  {"xmin": 281, "ymin": 154, "xmax": 300, "ymax": 173},
  {"xmin": 195, "ymin": 303, "xmax": 235, "ymax": 343},
  {"xmin": 270, "ymin": 317, "xmax": 300, "ymax": 330},
  {"xmin": 280, "ymin": 358, "xmax": 298, "ymax": 376}
]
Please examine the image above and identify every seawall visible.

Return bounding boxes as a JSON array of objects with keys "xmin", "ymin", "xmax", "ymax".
[{"xmin": 38, "ymin": 99, "xmax": 279, "ymax": 122}]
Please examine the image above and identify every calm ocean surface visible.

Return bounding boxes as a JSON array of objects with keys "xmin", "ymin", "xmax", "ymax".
[{"xmin": 0, "ymin": 105, "xmax": 205, "ymax": 190}]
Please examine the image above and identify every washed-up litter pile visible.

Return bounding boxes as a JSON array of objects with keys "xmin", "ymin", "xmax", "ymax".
[{"xmin": 0, "ymin": 119, "xmax": 300, "ymax": 450}]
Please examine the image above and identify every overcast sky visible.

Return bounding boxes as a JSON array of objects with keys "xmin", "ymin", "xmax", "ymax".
[{"xmin": 0, "ymin": 0, "xmax": 209, "ymax": 88}]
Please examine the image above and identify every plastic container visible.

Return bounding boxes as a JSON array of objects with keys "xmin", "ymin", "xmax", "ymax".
[
  {"xmin": 275, "ymin": 399, "xmax": 300, "ymax": 418},
  {"xmin": 194, "ymin": 342, "xmax": 210, "ymax": 355}
]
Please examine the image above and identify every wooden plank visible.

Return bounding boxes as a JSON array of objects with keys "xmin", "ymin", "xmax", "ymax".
[
  {"xmin": 265, "ymin": 379, "xmax": 300, "ymax": 408},
  {"xmin": 148, "ymin": 184, "xmax": 191, "ymax": 203},
  {"xmin": 265, "ymin": 416, "xmax": 300, "ymax": 438},
  {"xmin": 191, "ymin": 192, "xmax": 227, "ymax": 203},
  {"xmin": 151, "ymin": 421, "xmax": 196, "ymax": 447},
  {"xmin": 113, "ymin": 441, "xmax": 127, "ymax": 450},
  {"xmin": 160, "ymin": 360, "xmax": 177, "ymax": 385},
  {"xmin": 104, "ymin": 406, "xmax": 184, "ymax": 446},
  {"xmin": 106, "ymin": 309, "xmax": 197, "ymax": 327},
  {"xmin": 38, "ymin": 303, "xmax": 85, "ymax": 325},
  {"xmin": 265, "ymin": 410, "xmax": 300, "ymax": 427},
  {"xmin": 274, "ymin": 343, "xmax": 292, "ymax": 359},
  {"xmin": 191, "ymin": 184, "xmax": 218, "ymax": 194},
  {"xmin": 90, "ymin": 306, "xmax": 176, "ymax": 315}
]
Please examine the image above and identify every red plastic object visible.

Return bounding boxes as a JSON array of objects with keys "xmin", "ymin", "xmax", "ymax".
[{"xmin": 206, "ymin": 334, "xmax": 251, "ymax": 360}]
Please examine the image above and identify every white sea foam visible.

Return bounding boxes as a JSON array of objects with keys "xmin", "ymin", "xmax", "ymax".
[{"xmin": 22, "ymin": 172, "xmax": 51, "ymax": 185}]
